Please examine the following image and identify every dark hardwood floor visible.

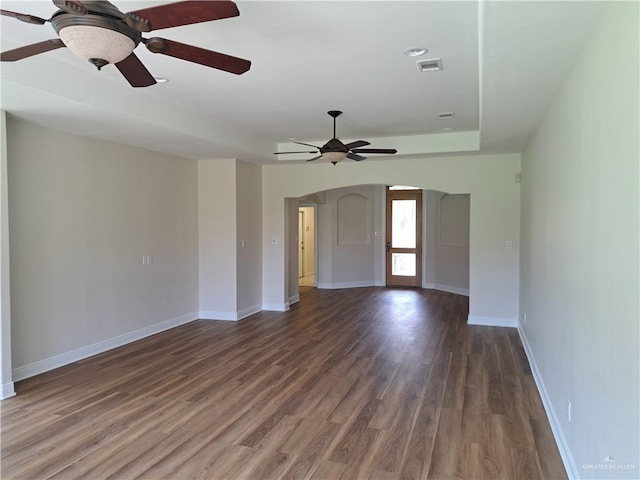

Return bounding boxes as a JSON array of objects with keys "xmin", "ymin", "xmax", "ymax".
[{"xmin": 1, "ymin": 287, "xmax": 567, "ymax": 479}]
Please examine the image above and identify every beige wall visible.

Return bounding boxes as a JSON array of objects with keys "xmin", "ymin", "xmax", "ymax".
[
  {"xmin": 8, "ymin": 116, "xmax": 199, "ymax": 377},
  {"xmin": 520, "ymin": 3, "xmax": 639, "ymax": 477}
]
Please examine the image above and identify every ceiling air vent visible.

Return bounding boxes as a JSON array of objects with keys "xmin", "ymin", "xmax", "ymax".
[{"xmin": 417, "ymin": 58, "xmax": 443, "ymax": 73}]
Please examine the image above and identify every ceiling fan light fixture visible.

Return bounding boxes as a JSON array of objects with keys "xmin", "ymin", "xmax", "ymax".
[
  {"xmin": 322, "ymin": 151, "xmax": 347, "ymax": 164},
  {"xmin": 58, "ymin": 25, "xmax": 136, "ymax": 67}
]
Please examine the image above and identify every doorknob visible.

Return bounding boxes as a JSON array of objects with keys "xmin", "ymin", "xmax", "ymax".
[{"xmin": 386, "ymin": 241, "xmax": 391, "ymax": 253}]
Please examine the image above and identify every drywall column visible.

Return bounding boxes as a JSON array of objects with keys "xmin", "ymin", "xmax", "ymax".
[
  {"xmin": 0, "ymin": 111, "xmax": 15, "ymax": 399},
  {"xmin": 262, "ymin": 189, "xmax": 288, "ymax": 311},
  {"xmin": 198, "ymin": 159, "xmax": 238, "ymax": 319},
  {"xmin": 235, "ymin": 161, "xmax": 263, "ymax": 317}
]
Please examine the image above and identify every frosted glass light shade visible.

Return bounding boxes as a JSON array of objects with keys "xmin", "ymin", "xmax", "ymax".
[
  {"xmin": 323, "ymin": 151, "xmax": 347, "ymax": 163},
  {"xmin": 59, "ymin": 25, "xmax": 135, "ymax": 64}
]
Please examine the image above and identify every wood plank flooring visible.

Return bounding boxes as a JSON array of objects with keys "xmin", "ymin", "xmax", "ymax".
[{"xmin": 1, "ymin": 287, "xmax": 567, "ymax": 479}]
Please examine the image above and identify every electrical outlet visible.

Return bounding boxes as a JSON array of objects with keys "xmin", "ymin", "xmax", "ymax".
[
  {"xmin": 567, "ymin": 400, "xmax": 572, "ymax": 422},
  {"xmin": 524, "ymin": 312, "xmax": 527, "ymax": 324}
]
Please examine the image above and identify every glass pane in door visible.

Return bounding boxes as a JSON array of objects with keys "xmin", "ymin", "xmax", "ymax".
[
  {"xmin": 391, "ymin": 253, "xmax": 416, "ymax": 276},
  {"xmin": 391, "ymin": 200, "xmax": 416, "ymax": 248}
]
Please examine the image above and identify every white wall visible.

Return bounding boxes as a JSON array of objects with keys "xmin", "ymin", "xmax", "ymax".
[
  {"xmin": 198, "ymin": 159, "xmax": 237, "ymax": 317},
  {"xmin": 263, "ymin": 153, "xmax": 520, "ymax": 324},
  {"xmin": 519, "ymin": 3, "xmax": 639, "ymax": 478},
  {"xmin": 8, "ymin": 117, "xmax": 199, "ymax": 378}
]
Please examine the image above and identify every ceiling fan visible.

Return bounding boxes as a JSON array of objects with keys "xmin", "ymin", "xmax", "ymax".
[
  {"xmin": 275, "ymin": 111, "xmax": 398, "ymax": 165},
  {"xmin": 0, "ymin": 0, "xmax": 251, "ymax": 87}
]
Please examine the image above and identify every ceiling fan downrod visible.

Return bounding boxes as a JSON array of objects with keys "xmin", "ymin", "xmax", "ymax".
[{"xmin": 328, "ymin": 110, "xmax": 342, "ymax": 139}]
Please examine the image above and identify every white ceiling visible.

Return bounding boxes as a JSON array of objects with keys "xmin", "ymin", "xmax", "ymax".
[{"xmin": 0, "ymin": 1, "xmax": 607, "ymax": 164}]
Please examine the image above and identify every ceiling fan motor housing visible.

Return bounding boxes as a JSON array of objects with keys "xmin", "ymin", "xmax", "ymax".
[{"xmin": 321, "ymin": 137, "xmax": 348, "ymax": 154}]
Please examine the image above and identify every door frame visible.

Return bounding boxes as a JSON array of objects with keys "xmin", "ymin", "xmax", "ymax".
[
  {"xmin": 298, "ymin": 210, "xmax": 305, "ymax": 278},
  {"xmin": 385, "ymin": 188, "xmax": 423, "ymax": 287},
  {"xmin": 298, "ymin": 203, "xmax": 318, "ymax": 286}
]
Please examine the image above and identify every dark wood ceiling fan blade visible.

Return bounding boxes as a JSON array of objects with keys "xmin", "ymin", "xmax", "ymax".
[
  {"xmin": 343, "ymin": 140, "xmax": 370, "ymax": 150},
  {"xmin": 306, "ymin": 156, "xmax": 323, "ymax": 162},
  {"xmin": 274, "ymin": 151, "xmax": 318, "ymax": 155},
  {"xmin": 126, "ymin": 1, "xmax": 239, "ymax": 32},
  {"xmin": 347, "ymin": 153, "xmax": 367, "ymax": 161},
  {"xmin": 148, "ymin": 38, "xmax": 250, "ymax": 74},
  {"xmin": 1, "ymin": 9, "xmax": 47, "ymax": 24},
  {"xmin": 52, "ymin": 1, "xmax": 87, "ymax": 15},
  {"xmin": 1, "ymin": 39, "xmax": 65, "ymax": 62},
  {"xmin": 351, "ymin": 148, "xmax": 398, "ymax": 154},
  {"xmin": 115, "ymin": 53, "xmax": 157, "ymax": 87},
  {"xmin": 294, "ymin": 141, "xmax": 321, "ymax": 149}
]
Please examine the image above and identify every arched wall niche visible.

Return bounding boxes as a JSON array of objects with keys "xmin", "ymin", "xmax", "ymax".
[{"xmin": 337, "ymin": 193, "xmax": 370, "ymax": 246}]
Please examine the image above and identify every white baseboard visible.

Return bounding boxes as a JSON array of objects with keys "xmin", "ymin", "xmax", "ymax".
[
  {"xmin": 12, "ymin": 312, "xmax": 199, "ymax": 382},
  {"xmin": 262, "ymin": 302, "xmax": 289, "ymax": 312},
  {"xmin": 423, "ymin": 282, "xmax": 470, "ymax": 296},
  {"xmin": 467, "ymin": 315, "xmax": 517, "ymax": 328},
  {"xmin": 237, "ymin": 304, "xmax": 262, "ymax": 320},
  {"xmin": 433, "ymin": 283, "xmax": 470, "ymax": 296},
  {"xmin": 200, "ymin": 304, "xmax": 262, "ymax": 322},
  {"xmin": 288, "ymin": 294, "xmax": 300, "ymax": 305},
  {"xmin": 518, "ymin": 326, "xmax": 577, "ymax": 479},
  {"xmin": 316, "ymin": 281, "xmax": 377, "ymax": 289},
  {"xmin": 199, "ymin": 311, "xmax": 238, "ymax": 321},
  {"xmin": 1, "ymin": 382, "xmax": 16, "ymax": 400}
]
